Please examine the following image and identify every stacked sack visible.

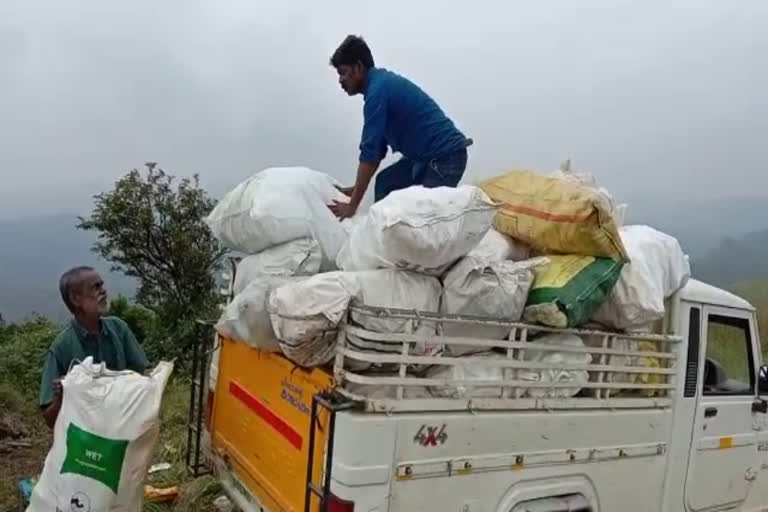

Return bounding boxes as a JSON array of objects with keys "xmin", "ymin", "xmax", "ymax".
[
  {"xmin": 270, "ymin": 185, "xmax": 497, "ymax": 366},
  {"xmin": 210, "ymin": 169, "xmax": 537, "ymax": 370},
  {"xmin": 208, "ymin": 167, "xmax": 349, "ymax": 352},
  {"xmin": 464, "ymin": 162, "xmax": 690, "ymax": 397},
  {"xmin": 209, "ymin": 162, "xmax": 690, "ymax": 399}
]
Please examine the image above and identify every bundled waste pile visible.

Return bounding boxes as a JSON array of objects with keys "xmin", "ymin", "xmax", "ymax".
[{"xmin": 208, "ymin": 162, "xmax": 690, "ymax": 399}]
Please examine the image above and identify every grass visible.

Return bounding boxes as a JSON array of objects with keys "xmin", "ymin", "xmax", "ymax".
[
  {"xmin": 731, "ymin": 278, "xmax": 768, "ymax": 358},
  {"xmin": 0, "ymin": 378, "xmax": 222, "ymax": 512}
]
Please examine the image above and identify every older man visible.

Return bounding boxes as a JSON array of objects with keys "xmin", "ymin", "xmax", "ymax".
[{"xmin": 39, "ymin": 266, "xmax": 150, "ymax": 428}]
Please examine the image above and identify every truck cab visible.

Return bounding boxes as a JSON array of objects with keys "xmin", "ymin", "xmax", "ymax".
[{"xmin": 194, "ymin": 277, "xmax": 767, "ymax": 512}]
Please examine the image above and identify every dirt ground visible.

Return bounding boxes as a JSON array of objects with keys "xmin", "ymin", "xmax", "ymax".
[{"xmin": 0, "ymin": 405, "xmax": 51, "ymax": 510}]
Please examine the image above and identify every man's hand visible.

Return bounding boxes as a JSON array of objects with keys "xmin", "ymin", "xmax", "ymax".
[
  {"xmin": 329, "ymin": 160, "xmax": 380, "ymax": 219},
  {"xmin": 329, "ymin": 199, "xmax": 358, "ymax": 220},
  {"xmin": 52, "ymin": 379, "xmax": 63, "ymax": 403},
  {"xmin": 42, "ymin": 379, "xmax": 63, "ymax": 429},
  {"xmin": 336, "ymin": 185, "xmax": 354, "ymax": 197}
]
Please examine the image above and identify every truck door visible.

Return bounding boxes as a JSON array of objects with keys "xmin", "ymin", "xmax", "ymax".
[{"xmin": 684, "ymin": 306, "xmax": 760, "ymax": 511}]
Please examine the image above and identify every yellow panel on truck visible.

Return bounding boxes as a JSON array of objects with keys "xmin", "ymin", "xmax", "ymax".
[{"xmin": 210, "ymin": 337, "xmax": 333, "ymax": 512}]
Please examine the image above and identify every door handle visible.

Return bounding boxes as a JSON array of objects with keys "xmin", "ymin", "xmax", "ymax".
[
  {"xmin": 752, "ymin": 398, "xmax": 768, "ymax": 414},
  {"xmin": 704, "ymin": 407, "xmax": 718, "ymax": 418}
]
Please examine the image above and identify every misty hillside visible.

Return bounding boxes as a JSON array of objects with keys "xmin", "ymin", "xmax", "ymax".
[
  {"xmin": 626, "ymin": 195, "xmax": 767, "ymax": 257},
  {"xmin": 0, "ymin": 195, "xmax": 766, "ymax": 322},
  {"xmin": 692, "ymin": 229, "xmax": 768, "ymax": 288},
  {"xmin": 0, "ymin": 215, "xmax": 134, "ymax": 323}
]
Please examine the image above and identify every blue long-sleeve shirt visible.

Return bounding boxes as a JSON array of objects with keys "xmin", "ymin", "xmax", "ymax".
[{"xmin": 359, "ymin": 67, "xmax": 466, "ymax": 163}]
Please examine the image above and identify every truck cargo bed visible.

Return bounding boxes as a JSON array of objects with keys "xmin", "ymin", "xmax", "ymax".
[{"xmin": 209, "ymin": 339, "xmax": 332, "ymax": 512}]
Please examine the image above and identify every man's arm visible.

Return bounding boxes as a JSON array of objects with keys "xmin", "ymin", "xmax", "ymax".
[
  {"xmin": 330, "ymin": 160, "xmax": 380, "ymax": 218},
  {"xmin": 331, "ymin": 84, "xmax": 388, "ymax": 219},
  {"xmin": 40, "ymin": 351, "xmax": 63, "ymax": 429}
]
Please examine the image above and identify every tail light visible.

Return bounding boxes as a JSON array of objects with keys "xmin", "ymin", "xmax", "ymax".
[{"xmin": 327, "ymin": 493, "xmax": 355, "ymax": 512}]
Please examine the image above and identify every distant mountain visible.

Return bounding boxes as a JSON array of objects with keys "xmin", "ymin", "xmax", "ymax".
[
  {"xmin": 0, "ymin": 194, "xmax": 765, "ymax": 323},
  {"xmin": 626, "ymin": 195, "xmax": 767, "ymax": 258},
  {"xmin": 624, "ymin": 195, "xmax": 767, "ymax": 288},
  {"xmin": 0, "ymin": 215, "xmax": 135, "ymax": 323},
  {"xmin": 692, "ymin": 229, "xmax": 768, "ymax": 288}
]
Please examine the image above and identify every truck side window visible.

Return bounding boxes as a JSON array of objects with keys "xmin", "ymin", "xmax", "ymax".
[{"xmin": 703, "ymin": 315, "xmax": 755, "ymax": 395}]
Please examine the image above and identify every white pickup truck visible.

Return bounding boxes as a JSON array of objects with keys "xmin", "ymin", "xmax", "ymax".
[{"xmin": 188, "ymin": 273, "xmax": 768, "ymax": 512}]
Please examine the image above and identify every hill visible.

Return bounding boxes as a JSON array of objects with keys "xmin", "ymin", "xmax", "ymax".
[
  {"xmin": 626, "ymin": 195, "xmax": 768, "ymax": 258},
  {"xmin": 691, "ymin": 229, "xmax": 768, "ymax": 288},
  {"xmin": 0, "ymin": 215, "xmax": 134, "ymax": 323},
  {"xmin": 0, "ymin": 194, "xmax": 765, "ymax": 322},
  {"xmin": 731, "ymin": 279, "xmax": 768, "ymax": 352}
]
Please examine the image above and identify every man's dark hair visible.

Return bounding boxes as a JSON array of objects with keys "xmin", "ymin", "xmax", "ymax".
[
  {"xmin": 330, "ymin": 35, "xmax": 374, "ymax": 70},
  {"xmin": 59, "ymin": 266, "xmax": 94, "ymax": 314}
]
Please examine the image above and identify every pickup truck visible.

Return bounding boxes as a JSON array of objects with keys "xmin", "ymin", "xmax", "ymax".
[{"xmin": 188, "ymin": 266, "xmax": 768, "ymax": 512}]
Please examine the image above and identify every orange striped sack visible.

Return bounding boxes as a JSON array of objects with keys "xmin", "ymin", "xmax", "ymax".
[{"xmin": 478, "ymin": 170, "xmax": 628, "ymax": 261}]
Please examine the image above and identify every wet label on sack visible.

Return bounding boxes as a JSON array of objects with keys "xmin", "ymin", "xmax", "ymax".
[{"xmin": 60, "ymin": 423, "xmax": 129, "ymax": 494}]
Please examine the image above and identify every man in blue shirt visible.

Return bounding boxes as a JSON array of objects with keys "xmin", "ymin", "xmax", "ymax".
[{"xmin": 328, "ymin": 35, "xmax": 471, "ymax": 219}]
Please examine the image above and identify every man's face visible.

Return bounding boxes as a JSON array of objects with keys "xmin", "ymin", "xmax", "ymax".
[
  {"xmin": 72, "ymin": 270, "xmax": 108, "ymax": 317},
  {"xmin": 336, "ymin": 63, "xmax": 365, "ymax": 96}
]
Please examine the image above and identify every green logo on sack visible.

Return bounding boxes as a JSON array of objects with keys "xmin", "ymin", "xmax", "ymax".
[{"xmin": 60, "ymin": 423, "xmax": 129, "ymax": 493}]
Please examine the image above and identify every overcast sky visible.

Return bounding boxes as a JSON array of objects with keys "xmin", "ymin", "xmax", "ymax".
[{"xmin": 0, "ymin": 0, "xmax": 765, "ymax": 220}]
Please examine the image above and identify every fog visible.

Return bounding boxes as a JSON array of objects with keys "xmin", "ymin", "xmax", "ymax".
[{"xmin": 1, "ymin": 0, "xmax": 765, "ymax": 219}]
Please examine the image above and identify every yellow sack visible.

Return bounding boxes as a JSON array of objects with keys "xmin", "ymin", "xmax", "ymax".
[{"xmin": 478, "ymin": 170, "xmax": 628, "ymax": 261}]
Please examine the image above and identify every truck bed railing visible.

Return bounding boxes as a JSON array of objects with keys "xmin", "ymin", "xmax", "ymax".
[{"xmin": 333, "ymin": 305, "xmax": 682, "ymax": 413}]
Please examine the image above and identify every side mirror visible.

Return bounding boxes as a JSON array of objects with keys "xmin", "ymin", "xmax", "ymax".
[{"xmin": 759, "ymin": 366, "xmax": 768, "ymax": 394}]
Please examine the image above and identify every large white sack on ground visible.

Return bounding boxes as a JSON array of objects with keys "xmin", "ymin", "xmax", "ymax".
[
  {"xmin": 217, "ymin": 276, "xmax": 305, "ymax": 351},
  {"xmin": 591, "ymin": 225, "xmax": 690, "ymax": 330},
  {"xmin": 232, "ymin": 239, "xmax": 321, "ymax": 295},
  {"xmin": 441, "ymin": 258, "xmax": 548, "ymax": 350},
  {"xmin": 268, "ymin": 270, "xmax": 441, "ymax": 367},
  {"xmin": 518, "ymin": 333, "xmax": 591, "ymax": 398},
  {"xmin": 28, "ymin": 358, "xmax": 173, "ymax": 512},
  {"xmin": 206, "ymin": 167, "xmax": 348, "ymax": 267},
  {"xmin": 336, "ymin": 185, "xmax": 496, "ymax": 275}
]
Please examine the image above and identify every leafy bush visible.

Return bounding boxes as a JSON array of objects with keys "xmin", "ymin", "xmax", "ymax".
[{"xmin": 0, "ymin": 317, "xmax": 59, "ymax": 396}]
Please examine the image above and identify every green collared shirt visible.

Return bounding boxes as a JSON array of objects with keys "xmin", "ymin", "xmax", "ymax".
[{"xmin": 39, "ymin": 316, "xmax": 150, "ymax": 407}]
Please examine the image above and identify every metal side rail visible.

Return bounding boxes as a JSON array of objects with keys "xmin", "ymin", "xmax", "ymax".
[
  {"xmin": 304, "ymin": 392, "xmax": 357, "ymax": 512},
  {"xmin": 186, "ymin": 319, "xmax": 216, "ymax": 477}
]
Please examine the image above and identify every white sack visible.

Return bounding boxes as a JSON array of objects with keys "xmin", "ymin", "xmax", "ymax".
[
  {"xmin": 28, "ymin": 358, "xmax": 173, "ymax": 512},
  {"xmin": 519, "ymin": 333, "xmax": 591, "ymax": 398},
  {"xmin": 233, "ymin": 239, "xmax": 321, "ymax": 295},
  {"xmin": 336, "ymin": 185, "xmax": 496, "ymax": 275},
  {"xmin": 345, "ymin": 270, "xmax": 442, "ymax": 370},
  {"xmin": 591, "ymin": 225, "xmax": 690, "ymax": 330},
  {"xmin": 206, "ymin": 167, "xmax": 348, "ymax": 267},
  {"xmin": 441, "ymin": 258, "xmax": 547, "ymax": 350},
  {"xmin": 428, "ymin": 352, "xmax": 508, "ymax": 399},
  {"xmin": 269, "ymin": 270, "xmax": 441, "ymax": 367},
  {"xmin": 429, "ymin": 335, "xmax": 590, "ymax": 400},
  {"xmin": 466, "ymin": 228, "xmax": 531, "ymax": 263},
  {"xmin": 268, "ymin": 272, "xmax": 357, "ymax": 367},
  {"xmin": 217, "ymin": 276, "xmax": 304, "ymax": 352}
]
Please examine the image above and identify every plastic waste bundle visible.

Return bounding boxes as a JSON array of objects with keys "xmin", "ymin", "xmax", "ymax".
[{"xmin": 28, "ymin": 358, "xmax": 173, "ymax": 512}]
